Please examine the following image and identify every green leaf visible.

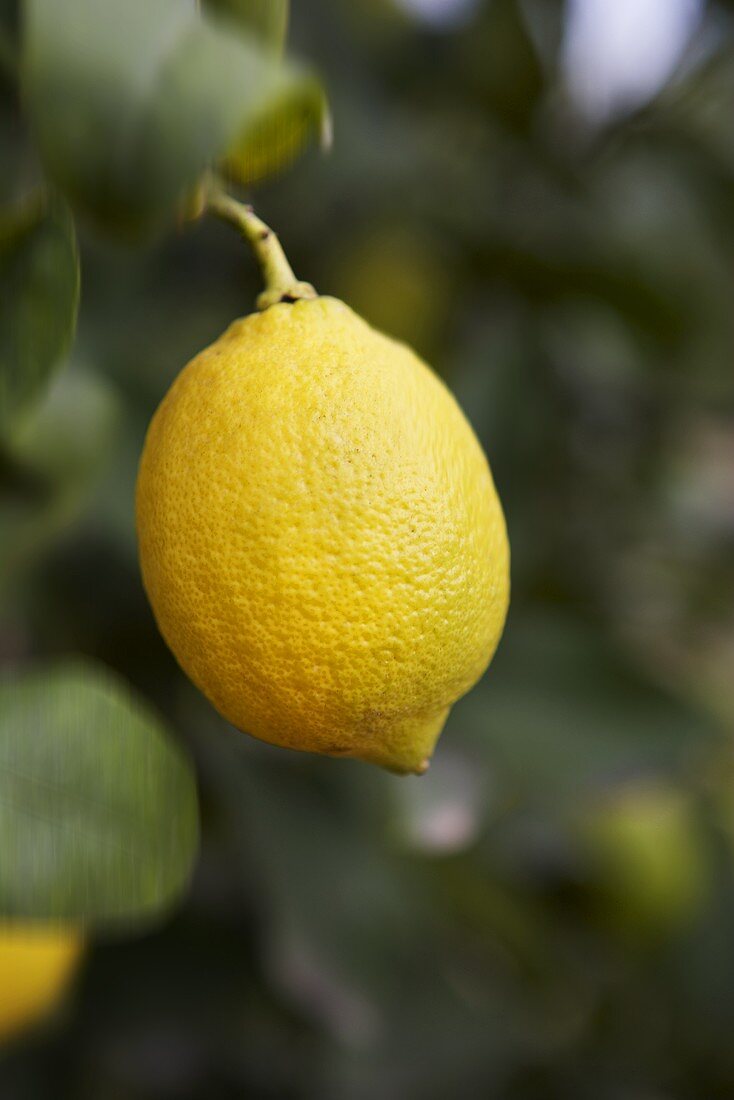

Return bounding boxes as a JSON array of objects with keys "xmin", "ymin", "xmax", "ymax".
[
  {"xmin": 0, "ymin": 361, "xmax": 120, "ymax": 590},
  {"xmin": 0, "ymin": 0, "xmax": 19, "ymax": 79},
  {"xmin": 450, "ymin": 612, "xmax": 722, "ymax": 810},
  {"xmin": 0, "ymin": 195, "xmax": 79, "ymax": 433},
  {"xmin": 204, "ymin": 0, "xmax": 289, "ymax": 55},
  {"xmin": 0, "ymin": 661, "xmax": 199, "ymax": 925},
  {"xmin": 460, "ymin": 0, "xmax": 544, "ymax": 134},
  {"xmin": 223, "ymin": 69, "xmax": 330, "ymax": 187},
  {"xmin": 23, "ymin": 0, "xmax": 328, "ymax": 234}
]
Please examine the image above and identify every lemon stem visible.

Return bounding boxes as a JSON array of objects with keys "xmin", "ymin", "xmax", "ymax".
[{"xmin": 206, "ymin": 184, "xmax": 317, "ymax": 311}]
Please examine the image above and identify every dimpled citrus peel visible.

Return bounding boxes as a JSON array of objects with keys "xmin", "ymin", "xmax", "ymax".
[{"xmin": 136, "ymin": 189, "xmax": 509, "ymax": 774}]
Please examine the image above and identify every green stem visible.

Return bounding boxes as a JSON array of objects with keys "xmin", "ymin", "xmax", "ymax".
[{"xmin": 206, "ymin": 183, "xmax": 317, "ymax": 311}]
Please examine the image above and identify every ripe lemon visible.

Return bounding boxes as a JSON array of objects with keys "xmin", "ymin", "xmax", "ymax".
[
  {"xmin": 137, "ymin": 206, "xmax": 509, "ymax": 774},
  {"xmin": 0, "ymin": 925, "xmax": 83, "ymax": 1041}
]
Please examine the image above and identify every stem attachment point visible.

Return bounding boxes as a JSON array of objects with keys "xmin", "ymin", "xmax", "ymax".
[{"xmin": 206, "ymin": 184, "xmax": 317, "ymax": 311}]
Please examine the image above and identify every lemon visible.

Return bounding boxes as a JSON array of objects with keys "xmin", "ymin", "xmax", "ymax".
[
  {"xmin": 137, "ymin": 198, "xmax": 509, "ymax": 774},
  {"xmin": 0, "ymin": 925, "xmax": 83, "ymax": 1041}
]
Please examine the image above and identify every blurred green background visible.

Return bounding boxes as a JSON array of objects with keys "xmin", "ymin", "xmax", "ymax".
[{"xmin": 3, "ymin": 0, "xmax": 734, "ymax": 1095}]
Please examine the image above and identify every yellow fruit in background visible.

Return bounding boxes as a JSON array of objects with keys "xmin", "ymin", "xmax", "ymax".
[
  {"xmin": 328, "ymin": 224, "xmax": 454, "ymax": 357},
  {"xmin": 137, "ymin": 199, "xmax": 509, "ymax": 774},
  {"xmin": 580, "ymin": 783, "xmax": 707, "ymax": 940},
  {"xmin": 0, "ymin": 926, "xmax": 83, "ymax": 1042}
]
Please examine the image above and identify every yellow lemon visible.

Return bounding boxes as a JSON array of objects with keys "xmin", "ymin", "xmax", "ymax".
[
  {"xmin": 137, "ymin": 203, "xmax": 509, "ymax": 774},
  {"xmin": 0, "ymin": 926, "xmax": 83, "ymax": 1041}
]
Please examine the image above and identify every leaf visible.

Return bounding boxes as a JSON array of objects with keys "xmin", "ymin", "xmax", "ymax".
[
  {"xmin": 23, "ymin": 0, "xmax": 328, "ymax": 235},
  {"xmin": 204, "ymin": 739, "xmax": 527, "ymax": 1086},
  {"xmin": 0, "ymin": 195, "xmax": 79, "ymax": 433},
  {"xmin": 223, "ymin": 70, "xmax": 330, "ymax": 187},
  {"xmin": 0, "ymin": 361, "xmax": 120, "ymax": 590},
  {"xmin": 0, "ymin": 0, "xmax": 19, "ymax": 31},
  {"xmin": 449, "ymin": 611, "xmax": 722, "ymax": 810},
  {"xmin": 0, "ymin": 661, "xmax": 199, "ymax": 925},
  {"xmin": 0, "ymin": 0, "xmax": 19, "ymax": 79},
  {"xmin": 460, "ymin": 0, "xmax": 544, "ymax": 134},
  {"xmin": 204, "ymin": 0, "xmax": 289, "ymax": 55},
  {"xmin": 215, "ymin": 750, "xmax": 439, "ymax": 1037}
]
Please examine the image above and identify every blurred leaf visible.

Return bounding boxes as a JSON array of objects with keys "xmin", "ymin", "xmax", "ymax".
[
  {"xmin": 655, "ymin": 47, "xmax": 734, "ymax": 179},
  {"xmin": 204, "ymin": 0, "xmax": 289, "ymax": 55},
  {"xmin": 0, "ymin": 195, "xmax": 79, "ymax": 433},
  {"xmin": 459, "ymin": 0, "xmax": 544, "ymax": 134},
  {"xmin": 0, "ymin": 0, "xmax": 18, "ymax": 28},
  {"xmin": 207, "ymin": 745, "xmax": 534, "ymax": 1093},
  {"xmin": 9, "ymin": 359, "xmax": 119, "ymax": 480},
  {"xmin": 24, "ymin": 0, "xmax": 327, "ymax": 234},
  {"xmin": 209, "ymin": 746, "xmax": 438, "ymax": 1033},
  {"xmin": 0, "ymin": 661, "xmax": 199, "ymax": 924},
  {"xmin": 451, "ymin": 612, "xmax": 722, "ymax": 809},
  {"xmin": 520, "ymin": 0, "xmax": 565, "ymax": 71},
  {"xmin": 223, "ymin": 70, "xmax": 330, "ymax": 187},
  {"xmin": 0, "ymin": 361, "xmax": 120, "ymax": 590},
  {"xmin": 0, "ymin": 32, "xmax": 15, "ymax": 84},
  {"xmin": 0, "ymin": 0, "xmax": 18, "ymax": 75}
]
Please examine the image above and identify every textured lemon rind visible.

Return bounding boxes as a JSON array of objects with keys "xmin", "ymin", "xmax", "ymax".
[{"xmin": 137, "ymin": 297, "xmax": 510, "ymax": 773}]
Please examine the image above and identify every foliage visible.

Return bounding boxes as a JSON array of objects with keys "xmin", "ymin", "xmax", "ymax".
[
  {"xmin": 24, "ymin": 0, "xmax": 327, "ymax": 232},
  {"xmin": 2, "ymin": 0, "xmax": 734, "ymax": 1097},
  {"xmin": 0, "ymin": 662, "xmax": 198, "ymax": 922},
  {"xmin": 1, "ymin": 0, "xmax": 328, "ymax": 938},
  {"xmin": 0, "ymin": 196, "xmax": 78, "ymax": 434}
]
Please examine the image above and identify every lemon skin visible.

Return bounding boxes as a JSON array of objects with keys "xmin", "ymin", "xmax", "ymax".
[
  {"xmin": 137, "ymin": 297, "xmax": 509, "ymax": 773},
  {"xmin": 0, "ymin": 925, "xmax": 83, "ymax": 1041}
]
